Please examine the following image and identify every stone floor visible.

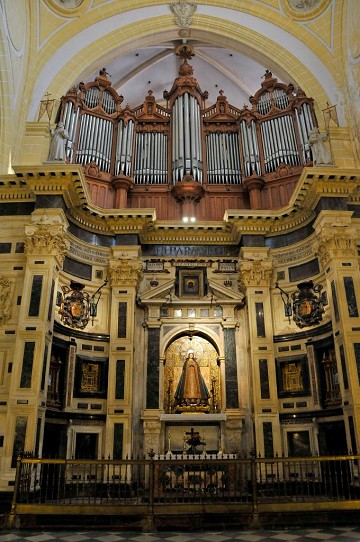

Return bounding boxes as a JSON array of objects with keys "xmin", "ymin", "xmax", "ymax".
[{"xmin": 1, "ymin": 527, "xmax": 360, "ymax": 542}]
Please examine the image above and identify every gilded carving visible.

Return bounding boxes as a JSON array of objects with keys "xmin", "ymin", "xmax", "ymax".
[
  {"xmin": 238, "ymin": 260, "xmax": 273, "ymax": 288},
  {"xmin": 0, "ymin": 276, "xmax": 12, "ymax": 324},
  {"xmin": 25, "ymin": 222, "xmax": 68, "ymax": 263},
  {"xmin": 109, "ymin": 258, "xmax": 143, "ymax": 288},
  {"xmin": 312, "ymin": 224, "xmax": 358, "ymax": 268}
]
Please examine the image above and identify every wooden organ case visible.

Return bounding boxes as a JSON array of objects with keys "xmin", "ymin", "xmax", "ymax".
[{"xmin": 58, "ymin": 45, "xmax": 317, "ymax": 220}]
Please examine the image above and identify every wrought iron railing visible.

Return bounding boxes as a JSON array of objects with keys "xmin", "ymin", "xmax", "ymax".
[{"xmin": 8, "ymin": 453, "xmax": 360, "ymax": 529}]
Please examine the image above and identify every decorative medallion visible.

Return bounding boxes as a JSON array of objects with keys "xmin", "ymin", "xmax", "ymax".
[
  {"xmin": 45, "ymin": 0, "xmax": 88, "ymax": 17},
  {"xmin": 291, "ymin": 280, "xmax": 326, "ymax": 328},
  {"xmin": 282, "ymin": 0, "xmax": 331, "ymax": 20},
  {"xmin": 170, "ymin": 0, "xmax": 197, "ymax": 29}
]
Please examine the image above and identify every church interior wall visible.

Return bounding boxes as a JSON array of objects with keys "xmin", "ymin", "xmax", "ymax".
[{"xmin": 0, "ymin": 0, "xmax": 359, "ymax": 504}]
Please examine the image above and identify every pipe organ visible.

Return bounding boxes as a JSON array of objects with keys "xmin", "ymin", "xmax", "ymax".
[{"xmin": 57, "ymin": 47, "xmax": 318, "ymax": 217}]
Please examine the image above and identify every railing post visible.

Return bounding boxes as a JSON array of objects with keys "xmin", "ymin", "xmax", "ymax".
[
  {"xmin": 142, "ymin": 450, "xmax": 155, "ymax": 532},
  {"xmin": 7, "ymin": 455, "xmax": 22, "ymax": 528},
  {"xmin": 250, "ymin": 451, "xmax": 260, "ymax": 529}
]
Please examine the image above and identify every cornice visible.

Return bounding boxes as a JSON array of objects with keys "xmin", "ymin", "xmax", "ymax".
[
  {"xmin": 67, "ymin": 204, "xmax": 155, "ymax": 235},
  {"xmin": 225, "ymin": 167, "xmax": 360, "ymax": 238},
  {"xmin": 12, "ymin": 164, "xmax": 88, "ymax": 209},
  {"xmin": 140, "ymin": 221, "xmax": 237, "ymax": 245},
  {"xmin": 2, "ymin": 165, "xmax": 359, "ymax": 242}
]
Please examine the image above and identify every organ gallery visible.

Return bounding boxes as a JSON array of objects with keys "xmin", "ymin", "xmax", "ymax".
[{"xmin": 0, "ymin": 1, "xmax": 359, "ymax": 508}]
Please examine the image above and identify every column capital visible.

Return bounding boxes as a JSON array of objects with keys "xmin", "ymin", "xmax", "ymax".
[
  {"xmin": 238, "ymin": 255, "xmax": 273, "ymax": 288},
  {"xmin": 312, "ymin": 211, "xmax": 357, "ymax": 269},
  {"xmin": 25, "ymin": 209, "xmax": 69, "ymax": 264},
  {"xmin": 109, "ymin": 249, "xmax": 142, "ymax": 288}
]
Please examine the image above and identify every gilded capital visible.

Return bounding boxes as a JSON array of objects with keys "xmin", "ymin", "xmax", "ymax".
[
  {"xmin": 312, "ymin": 223, "xmax": 358, "ymax": 269},
  {"xmin": 238, "ymin": 259, "xmax": 273, "ymax": 288},
  {"xmin": 109, "ymin": 257, "xmax": 143, "ymax": 288},
  {"xmin": 25, "ymin": 222, "xmax": 68, "ymax": 264}
]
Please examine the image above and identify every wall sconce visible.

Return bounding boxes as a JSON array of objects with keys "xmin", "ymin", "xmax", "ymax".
[
  {"xmin": 59, "ymin": 279, "xmax": 108, "ymax": 329},
  {"xmin": 275, "ymin": 280, "xmax": 327, "ymax": 328}
]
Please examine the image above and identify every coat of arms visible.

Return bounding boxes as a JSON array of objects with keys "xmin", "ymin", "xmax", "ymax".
[
  {"xmin": 291, "ymin": 280, "xmax": 326, "ymax": 328},
  {"xmin": 59, "ymin": 281, "xmax": 91, "ymax": 329}
]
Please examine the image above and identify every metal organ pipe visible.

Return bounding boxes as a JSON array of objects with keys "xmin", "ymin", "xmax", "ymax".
[
  {"xmin": 250, "ymin": 122, "xmax": 260, "ymax": 175},
  {"xmin": 62, "ymin": 101, "xmax": 79, "ymax": 161},
  {"xmin": 240, "ymin": 122, "xmax": 251, "ymax": 177},
  {"xmin": 195, "ymin": 97, "xmax": 203, "ymax": 182},
  {"xmin": 178, "ymin": 97, "xmax": 184, "ymax": 180},
  {"xmin": 134, "ymin": 130, "xmax": 168, "ymax": 184},
  {"xmin": 115, "ymin": 120, "xmax": 124, "ymax": 176},
  {"xmin": 125, "ymin": 120, "xmax": 134, "ymax": 177},
  {"xmin": 284, "ymin": 115, "xmax": 299, "ymax": 165},
  {"xmin": 172, "ymin": 93, "xmax": 203, "ymax": 183}
]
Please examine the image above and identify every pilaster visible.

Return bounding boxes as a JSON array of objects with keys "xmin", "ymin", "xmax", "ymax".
[
  {"xmin": 312, "ymin": 211, "xmax": 360, "ymax": 452},
  {"xmin": 239, "ymin": 248, "xmax": 281, "ymax": 456},
  {"xmin": 2, "ymin": 209, "xmax": 68, "ymax": 486},
  {"xmin": 106, "ymin": 246, "xmax": 142, "ymax": 458}
]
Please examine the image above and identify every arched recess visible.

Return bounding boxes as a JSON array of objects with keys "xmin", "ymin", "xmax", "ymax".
[{"xmin": 160, "ymin": 326, "xmax": 224, "ymax": 415}]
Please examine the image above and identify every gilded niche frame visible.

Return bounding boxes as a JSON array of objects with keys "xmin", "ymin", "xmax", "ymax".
[
  {"xmin": 276, "ymin": 355, "xmax": 310, "ymax": 398},
  {"xmin": 74, "ymin": 355, "xmax": 108, "ymax": 398}
]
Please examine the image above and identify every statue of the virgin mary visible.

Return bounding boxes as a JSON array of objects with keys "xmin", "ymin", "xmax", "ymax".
[{"xmin": 174, "ymin": 350, "xmax": 210, "ymax": 410}]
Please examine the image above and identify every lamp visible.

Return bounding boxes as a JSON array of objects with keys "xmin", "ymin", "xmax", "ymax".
[
  {"xmin": 275, "ymin": 280, "xmax": 327, "ymax": 328},
  {"xmin": 275, "ymin": 282, "xmax": 292, "ymax": 324},
  {"xmin": 59, "ymin": 279, "xmax": 108, "ymax": 329},
  {"xmin": 89, "ymin": 278, "xmax": 108, "ymax": 322}
]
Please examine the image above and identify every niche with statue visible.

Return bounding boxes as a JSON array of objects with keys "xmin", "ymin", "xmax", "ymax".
[{"xmin": 163, "ymin": 335, "xmax": 220, "ymax": 414}]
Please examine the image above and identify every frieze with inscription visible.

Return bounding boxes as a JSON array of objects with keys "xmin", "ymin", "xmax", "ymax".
[
  {"xmin": 69, "ymin": 240, "xmax": 108, "ymax": 265},
  {"xmin": 274, "ymin": 244, "xmax": 313, "ymax": 265},
  {"xmin": 142, "ymin": 245, "xmax": 239, "ymax": 257}
]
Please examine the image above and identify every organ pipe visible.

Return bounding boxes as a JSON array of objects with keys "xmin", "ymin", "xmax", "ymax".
[{"xmin": 60, "ymin": 67, "xmax": 319, "ymax": 187}]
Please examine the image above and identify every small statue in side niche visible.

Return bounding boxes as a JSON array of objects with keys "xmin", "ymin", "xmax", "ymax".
[
  {"xmin": 48, "ymin": 121, "xmax": 69, "ymax": 161},
  {"xmin": 307, "ymin": 127, "xmax": 332, "ymax": 166}
]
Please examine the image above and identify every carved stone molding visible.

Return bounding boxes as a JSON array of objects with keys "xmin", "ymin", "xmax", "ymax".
[
  {"xmin": 25, "ymin": 222, "xmax": 68, "ymax": 263},
  {"xmin": 238, "ymin": 259, "xmax": 273, "ymax": 288},
  {"xmin": 109, "ymin": 257, "xmax": 143, "ymax": 288},
  {"xmin": 224, "ymin": 418, "xmax": 243, "ymax": 454},
  {"xmin": 0, "ymin": 276, "xmax": 12, "ymax": 324},
  {"xmin": 170, "ymin": 0, "xmax": 197, "ymax": 29},
  {"xmin": 143, "ymin": 420, "xmax": 161, "ymax": 454},
  {"xmin": 312, "ymin": 224, "xmax": 358, "ymax": 269}
]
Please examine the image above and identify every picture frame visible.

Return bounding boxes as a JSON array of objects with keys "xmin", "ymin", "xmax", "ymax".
[{"xmin": 178, "ymin": 269, "xmax": 204, "ymax": 298}]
